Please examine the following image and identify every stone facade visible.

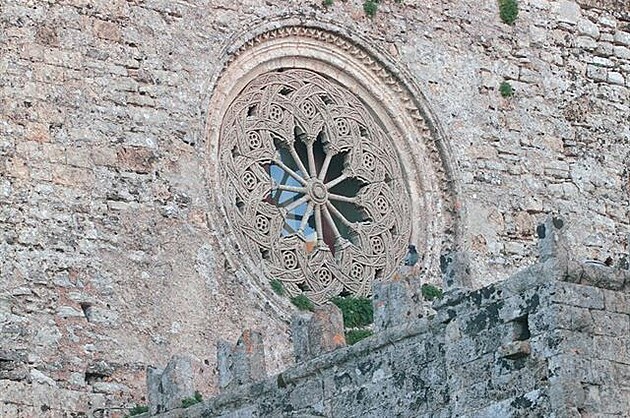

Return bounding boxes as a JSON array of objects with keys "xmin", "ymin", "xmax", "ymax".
[{"xmin": 1, "ymin": 0, "xmax": 629, "ymax": 415}]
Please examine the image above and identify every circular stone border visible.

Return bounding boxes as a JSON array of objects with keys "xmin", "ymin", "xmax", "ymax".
[{"xmin": 204, "ymin": 17, "xmax": 463, "ymax": 313}]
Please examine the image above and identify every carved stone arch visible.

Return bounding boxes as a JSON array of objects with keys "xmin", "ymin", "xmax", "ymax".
[{"xmin": 204, "ymin": 18, "xmax": 462, "ymax": 309}]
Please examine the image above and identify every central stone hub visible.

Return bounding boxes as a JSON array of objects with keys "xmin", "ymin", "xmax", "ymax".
[{"xmin": 308, "ymin": 180, "xmax": 328, "ymax": 204}]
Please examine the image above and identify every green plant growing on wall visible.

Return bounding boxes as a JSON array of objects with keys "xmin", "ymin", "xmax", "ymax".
[
  {"xmin": 346, "ymin": 329, "xmax": 374, "ymax": 345},
  {"xmin": 322, "ymin": 0, "xmax": 334, "ymax": 6},
  {"xmin": 181, "ymin": 391, "xmax": 203, "ymax": 408},
  {"xmin": 331, "ymin": 296, "xmax": 373, "ymax": 328},
  {"xmin": 270, "ymin": 279, "xmax": 285, "ymax": 296},
  {"xmin": 499, "ymin": 81, "xmax": 514, "ymax": 98},
  {"xmin": 499, "ymin": 0, "xmax": 518, "ymax": 25},
  {"xmin": 127, "ymin": 405, "xmax": 148, "ymax": 417},
  {"xmin": 421, "ymin": 283, "xmax": 443, "ymax": 301},
  {"xmin": 333, "ymin": 295, "xmax": 374, "ymax": 345},
  {"xmin": 363, "ymin": 0, "xmax": 378, "ymax": 17},
  {"xmin": 291, "ymin": 294, "xmax": 315, "ymax": 311}
]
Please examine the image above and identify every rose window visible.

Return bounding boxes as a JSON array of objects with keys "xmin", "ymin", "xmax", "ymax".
[{"xmin": 218, "ymin": 69, "xmax": 412, "ymax": 304}]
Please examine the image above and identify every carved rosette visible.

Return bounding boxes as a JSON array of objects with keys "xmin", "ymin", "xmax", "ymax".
[{"xmin": 219, "ymin": 69, "xmax": 412, "ymax": 304}]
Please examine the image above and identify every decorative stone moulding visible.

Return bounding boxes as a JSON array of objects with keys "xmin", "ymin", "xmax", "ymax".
[{"xmin": 205, "ymin": 19, "xmax": 460, "ymax": 306}]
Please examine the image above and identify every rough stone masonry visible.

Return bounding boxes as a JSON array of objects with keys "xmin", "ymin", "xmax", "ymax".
[
  {"xmin": 148, "ymin": 218, "xmax": 630, "ymax": 417},
  {"xmin": 1, "ymin": 0, "xmax": 629, "ymax": 415}
]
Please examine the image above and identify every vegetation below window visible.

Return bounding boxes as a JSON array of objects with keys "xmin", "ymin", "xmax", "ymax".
[
  {"xmin": 181, "ymin": 391, "xmax": 203, "ymax": 408},
  {"xmin": 270, "ymin": 279, "xmax": 286, "ymax": 296},
  {"xmin": 333, "ymin": 295, "xmax": 374, "ymax": 345},
  {"xmin": 291, "ymin": 294, "xmax": 315, "ymax": 311},
  {"xmin": 331, "ymin": 296, "xmax": 373, "ymax": 328}
]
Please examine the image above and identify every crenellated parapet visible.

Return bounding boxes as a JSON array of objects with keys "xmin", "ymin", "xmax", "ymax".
[{"xmin": 144, "ymin": 218, "xmax": 630, "ymax": 417}]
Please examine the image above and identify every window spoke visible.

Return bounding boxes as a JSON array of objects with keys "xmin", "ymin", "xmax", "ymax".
[
  {"xmin": 274, "ymin": 184, "xmax": 307, "ymax": 194},
  {"xmin": 283, "ymin": 195, "xmax": 309, "ymax": 213},
  {"xmin": 307, "ymin": 141, "xmax": 317, "ymax": 178},
  {"xmin": 326, "ymin": 201, "xmax": 354, "ymax": 228},
  {"xmin": 278, "ymin": 192, "xmax": 302, "ymax": 207},
  {"xmin": 289, "ymin": 147, "xmax": 310, "ymax": 180},
  {"xmin": 322, "ymin": 205, "xmax": 342, "ymax": 241},
  {"xmin": 317, "ymin": 153, "xmax": 333, "ymax": 181},
  {"xmin": 273, "ymin": 158, "xmax": 308, "ymax": 186},
  {"xmin": 328, "ymin": 193, "xmax": 357, "ymax": 204},
  {"xmin": 298, "ymin": 202, "xmax": 315, "ymax": 233},
  {"xmin": 314, "ymin": 205, "xmax": 324, "ymax": 247},
  {"xmin": 325, "ymin": 173, "xmax": 348, "ymax": 188},
  {"xmin": 272, "ymin": 170, "xmax": 293, "ymax": 201}
]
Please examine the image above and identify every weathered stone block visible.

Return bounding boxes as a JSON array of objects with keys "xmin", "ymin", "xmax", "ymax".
[
  {"xmin": 552, "ymin": 0, "xmax": 582, "ymax": 25},
  {"xmin": 577, "ymin": 18, "xmax": 600, "ymax": 38},
  {"xmin": 218, "ymin": 330, "xmax": 266, "ymax": 391},
  {"xmin": 288, "ymin": 379, "xmax": 323, "ymax": 410},
  {"xmin": 445, "ymin": 336, "xmax": 479, "ymax": 364},
  {"xmin": 548, "ymin": 377, "xmax": 586, "ymax": 413},
  {"xmin": 576, "ymin": 35, "xmax": 598, "ymax": 51},
  {"xmin": 567, "ymin": 261, "xmax": 628, "ymax": 291},
  {"xmin": 612, "ymin": 360, "xmax": 630, "ymax": 386},
  {"xmin": 586, "ymin": 359, "xmax": 616, "ymax": 386},
  {"xmin": 531, "ymin": 329, "xmax": 594, "ymax": 359},
  {"xmin": 217, "ymin": 405, "xmax": 257, "ymax": 417},
  {"xmin": 92, "ymin": 19, "xmax": 121, "ymax": 42},
  {"xmin": 552, "ymin": 281, "xmax": 604, "ymax": 309},
  {"xmin": 602, "ymin": 288, "xmax": 630, "ymax": 314},
  {"xmin": 146, "ymin": 366, "xmax": 163, "ymax": 415},
  {"xmin": 439, "ymin": 250, "xmax": 472, "ymax": 288},
  {"xmin": 536, "ymin": 216, "xmax": 570, "ymax": 263},
  {"xmin": 530, "ymin": 303, "xmax": 593, "ymax": 335},
  {"xmin": 613, "ymin": 30, "xmax": 630, "ymax": 47},
  {"xmin": 308, "ymin": 304, "xmax": 345, "ymax": 355},
  {"xmin": 607, "ymin": 71, "xmax": 625, "ymax": 85},
  {"xmin": 147, "ymin": 354, "xmax": 195, "ymax": 414},
  {"xmin": 91, "ymin": 381, "xmax": 129, "ymax": 394},
  {"xmin": 116, "ymin": 146, "xmax": 156, "ymax": 174},
  {"xmin": 586, "ymin": 64, "xmax": 607, "ymax": 81},
  {"xmin": 290, "ymin": 313, "xmax": 312, "ymax": 365},
  {"xmin": 498, "ymin": 340, "xmax": 531, "ymax": 360},
  {"xmin": 593, "ymin": 335, "xmax": 629, "ymax": 363},
  {"xmin": 582, "ymin": 383, "xmax": 629, "ymax": 415},
  {"xmin": 292, "ymin": 304, "xmax": 345, "ymax": 363},
  {"xmin": 613, "ymin": 45, "xmax": 630, "ymax": 59},
  {"xmin": 596, "ymin": 41, "xmax": 614, "ymax": 56},
  {"xmin": 590, "ymin": 310, "xmax": 629, "ymax": 336},
  {"xmin": 0, "ymin": 349, "xmax": 29, "ymax": 382},
  {"xmin": 372, "ymin": 273, "xmax": 433, "ymax": 332}
]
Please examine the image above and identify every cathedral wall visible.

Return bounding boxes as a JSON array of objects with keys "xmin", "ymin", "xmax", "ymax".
[{"xmin": 1, "ymin": 0, "xmax": 628, "ymax": 413}]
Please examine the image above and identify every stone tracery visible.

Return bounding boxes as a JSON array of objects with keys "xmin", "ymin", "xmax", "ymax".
[{"xmin": 219, "ymin": 69, "xmax": 412, "ymax": 304}]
